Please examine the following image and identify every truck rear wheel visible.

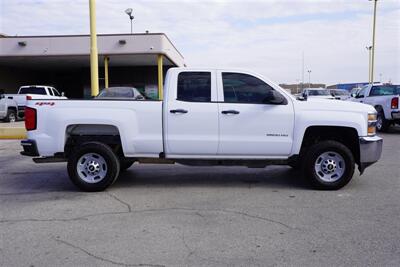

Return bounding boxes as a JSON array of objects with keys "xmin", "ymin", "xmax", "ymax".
[
  {"xmin": 303, "ymin": 140, "xmax": 355, "ymax": 190},
  {"xmin": 376, "ymin": 111, "xmax": 390, "ymax": 132},
  {"xmin": 4, "ymin": 109, "xmax": 16, "ymax": 122},
  {"xmin": 67, "ymin": 142, "xmax": 120, "ymax": 192}
]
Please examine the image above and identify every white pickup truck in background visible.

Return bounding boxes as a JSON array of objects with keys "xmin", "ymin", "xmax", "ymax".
[
  {"xmin": 0, "ymin": 90, "xmax": 19, "ymax": 122},
  {"xmin": 5, "ymin": 85, "xmax": 66, "ymax": 118},
  {"xmin": 350, "ymin": 84, "xmax": 400, "ymax": 132},
  {"xmin": 21, "ymin": 68, "xmax": 382, "ymax": 192}
]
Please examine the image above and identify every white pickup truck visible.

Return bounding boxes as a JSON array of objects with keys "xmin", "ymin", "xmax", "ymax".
[
  {"xmin": 350, "ymin": 84, "xmax": 400, "ymax": 132},
  {"xmin": 5, "ymin": 85, "xmax": 66, "ymax": 117},
  {"xmin": 20, "ymin": 68, "xmax": 382, "ymax": 191},
  {"xmin": 0, "ymin": 90, "xmax": 19, "ymax": 122}
]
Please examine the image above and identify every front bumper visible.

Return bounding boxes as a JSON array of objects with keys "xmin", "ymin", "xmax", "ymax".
[
  {"xmin": 20, "ymin": 139, "xmax": 39, "ymax": 157},
  {"xmin": 358, "ymin": 136, "xmax": 383, "ymax": 174}
]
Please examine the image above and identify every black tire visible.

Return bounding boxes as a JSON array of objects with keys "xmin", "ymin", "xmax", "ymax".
[
  {"xmin": 4, "ymin": 109, "xmax": 17, "ymax": 123},
  {"xmin": 120, "ymin": 159, "xmax": 135, "ymax": 171},
  {"xmin": 376, "ymin": 111, "xmax": 390, "ymax": 132},
  {"xmin": 303, "ymin": 140, "xmax": 355, "ymax": 190},
  {"xmin": 67, "ymin": 142, "xmax": 120, "ymax": 192}
]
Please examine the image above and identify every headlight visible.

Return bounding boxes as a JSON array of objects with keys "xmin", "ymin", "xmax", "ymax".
[{"xmin": 368, "ymin": 113, "xmax": 377, "ymax": 136}]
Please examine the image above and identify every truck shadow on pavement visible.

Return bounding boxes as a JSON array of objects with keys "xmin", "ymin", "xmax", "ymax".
[{"xmin": 112, "ymin": 165, "xmax": 310, "ymax": 190}]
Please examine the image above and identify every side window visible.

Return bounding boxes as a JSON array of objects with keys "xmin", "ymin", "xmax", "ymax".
[
  {"xmin": 48, "ymin": 88, "xmax": 54, "ymax": 96},
  {"xmin": 357, "ymin": 88, "xmax": 366, "ymax": 98},
  {"xmin": 177, "ymin": 72, "xmax": 211, "ymax": 102},
  {"xmin": 369, "ymin": 86, "xmax": 396, "ymax": 96},
  {"xmin": 222, "ymin": 72, "xmax": 285, "ymax": 104}
]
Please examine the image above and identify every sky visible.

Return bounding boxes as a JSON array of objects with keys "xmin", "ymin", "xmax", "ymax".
[{"xmin": 0, "ymin": 0, "xmax": 399, "ymax": 85}]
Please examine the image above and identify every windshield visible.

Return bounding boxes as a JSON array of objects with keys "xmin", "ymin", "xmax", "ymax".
[
  {"xmin": 98, "ymin": 87, "xmax": 135, "ymax": 98},
  {"xmin": 308, "ymin": 89, "xmax": 330, "ymax": 96},
  {"xmin": 332, "ymin": 90, "xmax": 349, "ymax": 96},
  {"xmin": 19, "ymin": 87, "xmax": 47, "ymax": 95}
]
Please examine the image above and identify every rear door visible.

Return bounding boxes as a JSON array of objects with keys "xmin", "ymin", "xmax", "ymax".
[
  {"xmin": 217, "ymin": 71, "xmax": 294, "ymax": 157},
  {"xmin": 164, "ymin": 70, "xmax": 219, "ymax": 156}
]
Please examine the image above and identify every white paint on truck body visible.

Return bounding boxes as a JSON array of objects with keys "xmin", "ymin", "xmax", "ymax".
[{"xmin": 26, "ymin": 68, "xmax": 376, "ymax": 159}]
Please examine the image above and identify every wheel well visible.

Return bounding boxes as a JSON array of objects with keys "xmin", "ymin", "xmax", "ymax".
[
  {"xmin": 7, "ymin": 107, "xmax": 17, "ymax": 112},
  {"xmin": 374, "ymin": 105, "xmax": 383, "ymax": 113},
  {"xmin": 64, "ymin": 124, "xmax": 123, "ymax": 157},
  {"xmin": 300, "ymin": 126, "xmax": 360, "ymax": 165}
]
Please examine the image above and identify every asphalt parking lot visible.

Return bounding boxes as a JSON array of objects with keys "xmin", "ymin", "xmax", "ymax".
[{"xmin": 0, "ymin": 128, "xmax": 399, "ymax": 266}]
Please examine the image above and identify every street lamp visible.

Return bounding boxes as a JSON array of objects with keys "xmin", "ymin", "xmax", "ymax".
[
  {"xmin": 369, "ymin": 0, "xmax": 378, "ymax": 83},
  {"xmin": 307, "ymin": 70, "xmax": 312, "ymax": 88},
  {"xmin": 125, "ymin": 8, "xmax": 134, "ymax": 34},
  {"xmin": 366, "ymin": 45, "xmax": 372, "ymax": 83}
]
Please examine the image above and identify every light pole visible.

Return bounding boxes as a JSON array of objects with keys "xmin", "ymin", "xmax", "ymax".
[
  {"xmin": 307, "ymin": 70, "xmax": 312, "ymax": 88},
  {"xmin": 366, "ymin": 45, "xmax": 372, "ymax": 83},
  {"xmin": 125, "ymin": 8, "xmax": 134, "ymax": 34},
  {"xmin": 89, "ymin": 0, "xmax": 99, "ymax": 97},
  {"xmin": 369, "ymin": 0, "xmax": 378, "ymax": 83}
]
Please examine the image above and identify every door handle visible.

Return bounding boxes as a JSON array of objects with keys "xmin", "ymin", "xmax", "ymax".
[
  {"xmin": 221, "ymin": 110, "xmax": 240, "ymax": 115},
  {"xmin": 360, "ymin": 101, "xmax": 363, "ymax": 103},
  {"xmin": 170, "ymin": 109, "xmax": 188, "ymax": 114}
]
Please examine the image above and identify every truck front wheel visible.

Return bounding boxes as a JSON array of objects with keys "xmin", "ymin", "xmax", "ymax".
[
  {"xmin": 303, "ymin": 140, "xmax": 355, "ymax": 190},
  {"xmin": 67, "ymin": 142, "xmax": 120, "ymax": 192}
]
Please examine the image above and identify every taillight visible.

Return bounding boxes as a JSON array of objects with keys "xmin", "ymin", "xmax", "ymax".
[
  {"xmin": 25, "ymin": 107, "xmax": 37, "ymax": 131},
  {"xmin": 26, "ymin": 95, "xmax": 32, "ymax": 100},
  {"xmin": 391, "ymin": 97, "xmax": 399, "ymax": 109}
]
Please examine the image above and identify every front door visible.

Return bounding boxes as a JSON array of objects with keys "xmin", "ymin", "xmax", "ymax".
[
  {"xmin": 217, "ymin": 71, "xmax": 294, "ymax": 157},
  {"xmin": 165, "ymin": 70, "xmax": 219, "ymax": 156}
]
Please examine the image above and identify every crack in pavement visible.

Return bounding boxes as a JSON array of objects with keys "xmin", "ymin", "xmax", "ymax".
[
  {"xmin": 0, "ymin": 207, "xmax": 292, "ymax": 229},
  {"xmin": 54, "ymin": 238, "xmax": 165, "ymax": 267},
  {"xmin": 105, "ymin": 192, "xmax": 132, "ymax": 212}
]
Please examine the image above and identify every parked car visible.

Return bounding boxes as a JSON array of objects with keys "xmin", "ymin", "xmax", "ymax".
[
  {"xmin": 330, "ymin": 89, "xmax": 350, "ymax": 100},
  {"xmin": 21, "ymin": 68, "xmax": 382, "ymax": 192},
  {"xmin": 95, "ymin": 87, "xmax": 146, "ymax": 100},
  {"xmin": 350, "ymin": 84, "xmax": 400, "ymax": 132},
  {"xmin": 5, "ymin": 85, "xmax": 67, "ymax": 117},
  {"xmin": 0, "ymin": 90, "xmax": 19, "ymax": 122},
  {"xmin": 301, "ymin": 88, "xmax": 335, "ymax": 100}
]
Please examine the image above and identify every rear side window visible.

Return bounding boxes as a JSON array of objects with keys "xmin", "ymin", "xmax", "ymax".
[
  {"xmin": 19, "ymin": 87, "xmax": 47, "ymax": 95},
  {"xmin": 369, "ymin": 86, "xmax": 398, "ymax": 96},
  {"xmin": 177, "ymin": 72, "xmax": 211, "ymax": 102}
]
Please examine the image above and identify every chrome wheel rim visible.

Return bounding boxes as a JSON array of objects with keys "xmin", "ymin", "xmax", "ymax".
[
  {"xmin": 77, "ymin": 153, "xmax": 107, "ymax": 183},
  {"xmin": 314, "ymin": 151, "xmax": 345, "ymax": 182},
  {"xmin": 9, "ymin": 113, "xmax": 16, "ymax": 122}
]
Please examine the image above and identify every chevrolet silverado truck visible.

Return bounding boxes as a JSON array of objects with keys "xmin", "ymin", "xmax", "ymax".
[
  {"xmin": 20, "ymin": 68, "xmax": 382, "ymax": 191},
  {"xmin": 350, "ymin": 84, "xmax": 400, "ymax": 132}
]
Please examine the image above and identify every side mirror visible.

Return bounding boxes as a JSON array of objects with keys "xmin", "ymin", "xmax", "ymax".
[{"xmin": 61, "ymin": 92, "xmax": 65, "ymax": 97}]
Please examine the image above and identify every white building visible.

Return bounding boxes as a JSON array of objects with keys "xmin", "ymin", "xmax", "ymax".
[{"xmin": 0, "ymin": 33, "xmax": 185, "ymax": 98}]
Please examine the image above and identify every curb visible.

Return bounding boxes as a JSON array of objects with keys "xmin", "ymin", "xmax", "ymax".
[{"xmin": 0, "ymin": 127, "xmax": 27, "ymax": 139}]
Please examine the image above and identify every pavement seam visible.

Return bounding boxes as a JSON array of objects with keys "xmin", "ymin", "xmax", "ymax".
[{"xmin": 1, "ymin": 207, "xmax": 292, "ymax": 229}]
